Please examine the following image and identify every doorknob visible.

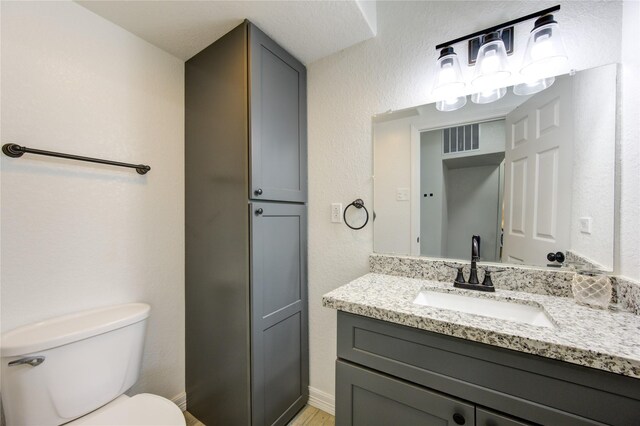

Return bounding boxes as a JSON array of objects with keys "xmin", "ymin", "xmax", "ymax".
[
  {"xmin": 254, "ymin": 188, "xmax": 263, "ymax": 196},
  {"xmin": 547, "ymin": 251, "xmax": 565, "ymax": 263}
]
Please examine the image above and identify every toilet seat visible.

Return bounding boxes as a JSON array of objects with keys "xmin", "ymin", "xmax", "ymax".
[{"xmin": 68, "ymin": 393, "xmax": 185, "ymax": 426}]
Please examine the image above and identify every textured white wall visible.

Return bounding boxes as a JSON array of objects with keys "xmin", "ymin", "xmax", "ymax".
[
  {"xmin": 308, "ymin": 0, "xmax": 628, "ymax": 401},
  {"xmin": 1, "ymin": 1, "xmax": 185, "ymax": 401},
  {"xmin": 372, "ymin": 116, "xmax": 413, "ymax": 254},
  {"xmin": 620, "ymin": 1, "xmax": 640, "ymax": 281},
  {"xmin": 570, "ymin": 64, "xmax": 616, "ymax": 270}
]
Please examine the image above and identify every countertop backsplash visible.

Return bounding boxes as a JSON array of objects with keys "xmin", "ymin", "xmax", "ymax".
[
  {"xmin": 369, "ymin": 254, "xmax": 640, "ymax": 314},
  {"xmin": 614, "ymin": 276, "xmax": 640, "ymax": 315}
]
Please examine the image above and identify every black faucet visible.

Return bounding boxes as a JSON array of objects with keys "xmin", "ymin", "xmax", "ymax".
[
  {"xmin": 468, "ymin": 235, "xmax": 481, "ymax": 284},
  {"xmin": 452, "ymin": 235, "xmax": 495, "ymax": 292}
]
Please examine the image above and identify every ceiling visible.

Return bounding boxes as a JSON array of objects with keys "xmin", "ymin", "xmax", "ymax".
[{"xmin": 76, "ymin": 0, "xmax": 377, "ymax": 64}]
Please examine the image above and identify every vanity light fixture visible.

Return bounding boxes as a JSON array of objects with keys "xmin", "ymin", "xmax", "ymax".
[
  {"xmin": 471, "ymin": 86, "xmax": 507, "ymax": 104},
  {"xmin": 513, "ymin": 76, "xmax": 555, "ymax": 96},
  {"xmin": 520, "ymin": 14, "xmax": 568, "ymax": 79},
  {"xmin": 432, "ymin": 47, "xmax": 467, "ymax": 112},
  {"xmin": 432, "ymin": 5, "xmax": 565, "ymax": 110},
  {"xmin": 470, "ymin": 32, "xmax": 510, "ymax": 104}
]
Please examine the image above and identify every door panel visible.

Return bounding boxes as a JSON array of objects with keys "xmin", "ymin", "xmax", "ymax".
[
  {"xmin": 249, "ymin": 24, "xmax": 307, "ymax": 203},
  {"xmin": 261, "ymin": 215, "xmax": 301, "ymax": 314},
  {"xmin": 251, "ymin": 202, "xmax": 308, "ymax": 426},
  {"xmin": 534, "ymin": 148, "xmax": 559, "ymax": 240},
  {"xmin": 336, "ymin": 360, "xmax": 475, "ymax": 426},
  {"xmin": 503, "ymin": 77, "xmax": 573, "ymax": 265},
  {"xmin": 264, "ymin": 313, "xmax": 302, "ymax": 425},
  {"xmin": 509, "ymin": 158, "xmax": 527, "ymax": 237}
]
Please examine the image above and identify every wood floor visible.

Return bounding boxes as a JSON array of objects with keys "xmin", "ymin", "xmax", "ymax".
[
  {"xmin": 183, "ymin": 405, "xmax": 335, "ymax": 426},
  {"xmin": 289, "ymin": 405, "xmax": 335, "ymax": 426},
  {"xmin": 183, "ymin": 411, "xmax": 205, "ymax": 426}
]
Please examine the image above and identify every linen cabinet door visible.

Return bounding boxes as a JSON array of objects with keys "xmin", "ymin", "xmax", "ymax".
[
  {"xmin": 249, "ymin": 23, "xmax": 307, "ymax": 203},
  {"xmin": 250, "ymin": 202, "xmax": 308, "ymax": 426},
  {"xmin": 336, "ymin": 360, "xmax": 475, "ymax": 426}
]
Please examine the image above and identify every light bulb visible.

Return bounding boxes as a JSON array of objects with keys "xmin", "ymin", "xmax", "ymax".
[
  {"xmin": 480, "ymin": 51, "xmax": 500, "ymax": 74},
  {"xmin": 531, "ymin": 33, "xmax": 552, "ymax": 61},
  {"xmin": 439, "ymin": 64, "xmax": 456, "ymax": 84},
  {"xmin": 471, "ymin": 32, "xmax": 511, "ymax": 94}
]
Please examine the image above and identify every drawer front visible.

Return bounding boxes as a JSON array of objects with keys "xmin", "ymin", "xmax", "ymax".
[
  {"xmin": 476, "ymin": 407, "xmax": 533, "ymax": 426},
  {"xmin": 337, "ymin": 312, "xmax": 637, "ymax": 425},
  {"xmin": 336, "ymin": 360, "xmax": 475, "ymax": 426}
]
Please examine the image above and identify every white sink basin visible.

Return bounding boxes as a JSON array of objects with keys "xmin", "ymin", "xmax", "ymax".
[{"xmin": 413, "ymin": 290, "xmax": 556, "ymax": 329}]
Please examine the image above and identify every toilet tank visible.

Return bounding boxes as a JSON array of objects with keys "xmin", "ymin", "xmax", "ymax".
[{"xmin": 1, "ymin": 303, "xmax": 150, "ymax": 426}]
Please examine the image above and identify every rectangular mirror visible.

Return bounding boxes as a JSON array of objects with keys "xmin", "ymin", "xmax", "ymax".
[{"xmin": 373, "ymin": 63, "xmax": 617, "ymax": 270}]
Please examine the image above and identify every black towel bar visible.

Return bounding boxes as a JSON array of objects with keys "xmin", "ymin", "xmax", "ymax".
[{"xmin": 2, "ymin": 143, "xmax": 150, "ymax": 175}]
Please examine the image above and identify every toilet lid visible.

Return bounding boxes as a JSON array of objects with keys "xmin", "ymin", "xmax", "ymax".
[{"xmin": 69, "ymin": 394, "xmax": 186, "ymax": 426}]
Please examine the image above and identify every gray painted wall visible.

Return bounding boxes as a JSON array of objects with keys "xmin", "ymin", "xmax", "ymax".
[
  {"xmin": 445, "ymin": 164, "xmax": 502, "ymax": 262},
  {"xmin": 420, "ymin": 130, "xmax": 445, "ymax": 256},
  {"xmin": 420, "ymin": 120, "xmax": 505, "ymax": 259}
]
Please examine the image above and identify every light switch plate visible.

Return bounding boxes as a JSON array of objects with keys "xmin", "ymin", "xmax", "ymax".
[
  {"xmin": 579, "ymin": 217, "xmax": 592, "ymax": 234},
  {"xmin": 396, "ymin": 188, "xmax": 410, "ymax": 201},
  {"xmin": 331, "ymin": 203, "xmax": 342, "ymax": 223}
]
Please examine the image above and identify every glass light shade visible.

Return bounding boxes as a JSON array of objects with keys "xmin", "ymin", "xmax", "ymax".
[
  {"xmin": 471, "ymin": 86, "xmax": 507, "ymax": 104},
  {"xmin": 520, "ymin": 16, "xmax": 568, "ymax": 79},
  {"xmin": 436, "ymin": 95, "xmax": 467, "ymax": 112},
  {"xmin": 513, "ymin": 76, "xmax": 555, "ymax": 96},
  {"xmin": 432, "ymin": 47, "xmax": 466, "ymax": 104},
  {"xmin": 471, "ymin": 32, "xmax": 511, "ymax": 92}
]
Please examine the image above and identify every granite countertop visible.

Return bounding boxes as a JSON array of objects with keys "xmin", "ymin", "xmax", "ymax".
[{"xmin": 322, "ymin": 273, "xmax": 640, "ymax": 379}]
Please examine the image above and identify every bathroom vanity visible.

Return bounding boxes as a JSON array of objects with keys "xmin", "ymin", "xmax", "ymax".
[{"xmin": 323, "ymin": 273, "xmax": 640, "ymax": 426}]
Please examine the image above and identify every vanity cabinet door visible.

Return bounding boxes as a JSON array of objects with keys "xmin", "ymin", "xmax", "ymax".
[
  {"xmin": 250, "ymin": 202, "xmax": 308, "ymax": 426},
  {"xmin": 336, "ymin": 360, "xmax": 475, "ymax": 426},
  {"xmin": 476, "ymin": 407, "xmax": 533, "ymax": 426},
  {"xmin": 249, "ymin": 23, "xmax": 307, "ymax": 203}
]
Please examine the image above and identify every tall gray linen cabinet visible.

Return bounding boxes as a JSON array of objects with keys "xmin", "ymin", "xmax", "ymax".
[{"xmin": 185, "ymin": 20, "xmax": 308, "ymax": 426}]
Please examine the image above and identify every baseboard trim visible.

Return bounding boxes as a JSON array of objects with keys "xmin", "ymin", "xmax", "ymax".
[
  {"xmin": 308, "ymin": 386, "xmax": 335, "ymax": 415},
  {"xmin": 171, "ymin": 391, "xmax": 187, "ymax": 412},
  {"xmin": 171, "ymin": 388, "xmax": 332, "ymax": 415}
]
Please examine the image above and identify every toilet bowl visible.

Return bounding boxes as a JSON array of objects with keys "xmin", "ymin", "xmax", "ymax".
[
  {"xmin": 1, "ymin": 303, "xmax": 185, "ymax": 426},
  {"xmin": 68, "ymin": 394, "xmax": 185, "ymax": 425}
]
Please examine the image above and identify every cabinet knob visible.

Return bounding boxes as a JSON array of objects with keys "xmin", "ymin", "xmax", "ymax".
[
  {"xmin": 255, "ymin": 208, "xmax": 263, "ymax": 215},
  {"xmin": 452, "ymin": 413, "xmax": 465, "ymax": 425},
  {"xmin": 254, "ymin": 188, "xmax": 263, "ymax": 196}
]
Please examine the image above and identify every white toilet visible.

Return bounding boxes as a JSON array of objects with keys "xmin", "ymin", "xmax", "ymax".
[{"xmin": 1, "ymin": 303, "xmax": 186, "ymax": 426}]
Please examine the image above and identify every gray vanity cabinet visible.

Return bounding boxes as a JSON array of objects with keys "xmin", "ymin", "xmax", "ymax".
[
  {"xmin": 335, "ymin": 312, "xmax": 640, "ymax": 426},
  {"xmin": 476, "ymin": 408, "xmax": 531, "ymax": 426},
  {"xmin": 186, "ymin": 20, "xmax": 307, "ymax": 426},
  {"xmin": 337, "ymin": 360, "xmax": 475, "ymax": 426}
]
